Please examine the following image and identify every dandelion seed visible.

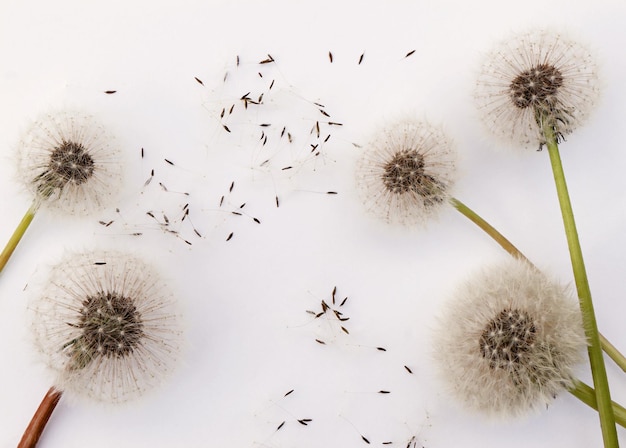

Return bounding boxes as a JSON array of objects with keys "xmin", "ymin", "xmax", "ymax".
[
  {"xmin": 475, "ymin": 29, "xmax": 599, "ymax": 149},
  {"xmin": 355, "ymin": 120, "xmax": 456, "ymax": 225},
  {"xmin": 433, "ymin": 258, "xmax": 586, "ymax": 417},
  {"xmin": 29, "ymin": 250, "xmax": 184, "ymax": 404}
]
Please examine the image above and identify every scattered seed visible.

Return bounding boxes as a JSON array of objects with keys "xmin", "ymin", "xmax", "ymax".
[
  {"xmin": 284, "ymin": 389, "xmax": 294, "ymax": 397},
  {"xmin": 378, "ymin": 390, "xmax": 390, "ymax": 394},
  {"xmin": 315, "ymin": 339, "xmax": 326, "ymax": 345},
  {"xmin": 164, "ymin": 158, "xmax": 174, "ymax": 166},
  {"xmin": 405, "ymin": 49, "xmax": 416, "ymax": 58},
  {"xmin": 404, "ymin": 365, "xmax": 413, "ymax": 374},
  {"xmin": 358, "ymin": 53, "xmax": 364, "ymax": 64},
  {"xmin": 226, "ymin": 232, "xmax": 234, "ymax": 241},
  {"xmin": 104, "ymin": 90, "xmax": 116, "ymax": 94},
  {"xmin": 376, "ymin": 347, "xmax": 387, "ymax": 352},
  {"xmin": 277, "ymin": 421, "xmax": 285, "ymax": 431},
  {"xmin": 194, "ymin": 77, "xmax": 204, "ymax": 85},
  {"xmin": 223, "ymin": 124, "xmax": 231, "ymax": 133},
  {"xmin": 328, "ymin": 51, "xmax": 333, "ymax": 63}
]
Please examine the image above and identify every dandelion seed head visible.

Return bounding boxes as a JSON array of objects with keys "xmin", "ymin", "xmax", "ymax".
[
  {"xmin": 16, "ymin": 111, "xmax": 123, "ymax": 215},
  {"xmin": 29, "ymin": 251, "xmax": 184, "ymax": 404},
  {"xmin": 475, "ymin": 29, "xmax": 599, "ymax": 149},
  {"xmin": 433, "ymin": 258, "xmax": 586, "ymax": 417},
  {"xmin": 355, "ymin": 120, "xmax": 456, "ymax": 225}
]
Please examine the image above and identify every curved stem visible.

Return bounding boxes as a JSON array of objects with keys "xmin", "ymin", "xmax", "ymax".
[
  {"xmin": 0, "ymin": 200, "xmax": 39, "ymax": 275},
  {"xmin": 570, "ymin": 380, "xmax": 626, "ymax": 428},
  {"xmin": 18, "ymin": 387, "xmax": 62, "ymax": 448},
  {"xmin": 544, "ymin": 124, "xmax": 618, "ymax": 448}
]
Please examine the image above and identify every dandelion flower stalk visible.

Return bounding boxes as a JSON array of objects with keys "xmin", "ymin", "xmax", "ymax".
[
  {"xmin": 448, "ymin": 197, "xmax": 530, "ymax": 263},
  {"xmin": 571, "ymin": 380, "xmax": 626, "ymax": 428},
  {"xmin": 18, "ymin": 387, "xmax": 62, "ymax": 448},
  {"xmin": 544, "ymin": 122, "xmax": 618, "ymax": 446},
  {"xmin": 0, "ymin": 201, "xmax": 39, "ymax": 274}
]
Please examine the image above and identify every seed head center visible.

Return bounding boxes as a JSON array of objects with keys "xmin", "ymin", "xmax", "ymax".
[
  {"xmin": 479, "ymin": 309, "xmax": 536, "ymax": 370},
  {"xmin": 509, "ymin": 64, "xmax": 564, "ymax": 109},
  {"xmin": 48, "ymin": 140, "xmax": 95, "ymax": 186},
  {"xmin": 382, "ymin": 149, "xmax": 427, "ymax": 194},
  {"xmin": 76, "ymin": 291, "xmax": 143, "ymax": 359}
]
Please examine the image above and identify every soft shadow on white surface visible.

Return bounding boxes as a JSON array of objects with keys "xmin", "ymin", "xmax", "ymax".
[{"xmin": 1, "ymin": 1, "xmax": 626, "ymax": 447}]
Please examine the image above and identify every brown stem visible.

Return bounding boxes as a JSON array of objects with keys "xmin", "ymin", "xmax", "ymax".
[{"xmin": 18, "ymin": 387, "xmax": 62, "ymax": 448}]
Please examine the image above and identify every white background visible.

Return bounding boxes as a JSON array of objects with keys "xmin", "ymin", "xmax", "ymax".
[{"xmin": 1, "ymin": 0, "xmax": 626, "ymax": 447}]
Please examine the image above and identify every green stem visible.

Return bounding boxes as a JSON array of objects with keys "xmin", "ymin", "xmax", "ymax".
[
  {"xmin": 601, "ymin": 333, "xmax": 626, "ymax": 373},
  {"xmin": 0, "ymin": 200, "xmax": 39, "ymax": 275},
  {"xmin": 449, "ymin": 197, "xmax": 530, "ymax": 263},
  {"xmin": 570, "ymin": 380, "xmax": 626, "ymax": 429},
  {"xmin": 544, "ymin": 124, "xmax": 618, "ymax": 447}
]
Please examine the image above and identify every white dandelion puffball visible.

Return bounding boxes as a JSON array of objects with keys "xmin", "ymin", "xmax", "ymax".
[
  {"xmin": 475, "ymin": 29, "xmax": 599, "ymax": 149},
  {"xmin": 433, "ymin": 258, "xmax": 586, "ymax": 417},
  {"xmin": 355, "ymin": 120, "xmax": 457, "ymax": 225},
  {"xmin": 16, "ymin": 111, "xmax": 123, "ymax": 215},
  {"xmin": 30, "ymin": 251, "xmax": 184, "ymax": 404}
]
